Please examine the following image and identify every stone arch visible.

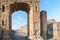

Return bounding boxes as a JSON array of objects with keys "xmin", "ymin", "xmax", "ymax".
[
  {"xmin": 8, "ymin": 2, "xmax": 35, "ymax": 39},
  {"xmin": 0, "ymin": 0, "xmax": 40, "ymax": 40},
  {"xmin": 10, "ymin": 3, "xmax": 30, "ymax": 33},
  {"xmin": 9, "ymin": 3, "xmax": 30, "ymax": 13},
  {"xmin": 9, "ymin": 2, "xmax": 30, "ymax": 36}
]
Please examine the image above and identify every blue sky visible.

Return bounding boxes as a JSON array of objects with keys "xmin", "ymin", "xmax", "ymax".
[
  {"xmin": 40, "ymin": 0, "xmax": 60, "ymax": 21},
  {"xmin": 12, "ymin": 11, "xmax": 27, "ymax": 30},
  {"xmin": 12, "ymin": 0, "xmax": 60, "ymax": 30}
]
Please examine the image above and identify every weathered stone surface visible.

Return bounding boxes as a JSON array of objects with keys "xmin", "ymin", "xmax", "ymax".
[
  {"xmin": 17, "ymin": 19, "xmax": 60, "ymax": 40},
  {"xmin": 47, "ymin": 19, "xmax": 58, "ymax": 40},
  {"xmin": 0, "ymin": 0, "xmax": 40, "ymax": 40},
  {"xmin": 44, "ymin": 19, "xmax": 60, "ymax": 40},
  {"xmin": 16, "ymin": 24, "xmax": 41, "ymax": 39},
  {"xmin": 17, "ymin": 25, "xmax": 27, "ymax": 36},
  {"xmin": 57, "ymin": 22, "xmax": 60, "ymax": 39},
  {"xmin": 40, "ymin": 10, "xmax": 47, "ymax": 40}
]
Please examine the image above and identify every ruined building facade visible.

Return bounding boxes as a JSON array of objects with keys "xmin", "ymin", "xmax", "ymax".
[
  {"xmin": 17, "ymin": 19, "xmax": 60, "ymax": 40},
  {"xmin": 0, "ymin": 0, "xmax": 40, "ymax": 40},
  {"xmin": 0, "ymin": 0, "xmax": 60, "ymax": 40}
]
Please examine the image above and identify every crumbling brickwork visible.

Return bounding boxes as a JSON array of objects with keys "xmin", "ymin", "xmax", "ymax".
[{"xmin": 0, "ymin": 0, "xmax": 40, "ymax": 40}]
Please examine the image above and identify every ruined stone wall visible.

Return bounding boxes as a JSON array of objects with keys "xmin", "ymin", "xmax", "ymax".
[
  {"xmin": 47, "ymin": 19, "xmax": 57, "ymax": 40},
  {"xmin": 17, "ymin": 25, "xmax": 27, "ymax": 36},
  {"xmin": 57, "ymin": 22, "xmax": 60, "ymax": 39},
  {"xmin": 0, "ymin": 0, "xmax": 40, "ymax": 40}
]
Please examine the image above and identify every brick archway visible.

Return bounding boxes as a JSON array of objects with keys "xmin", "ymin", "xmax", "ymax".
[
  {"xmin": 9, "ymin": 2, "xmax": 30, "ymax": 37},
  {"xmin": 0, "ymin": 0, "xmax": 40, "ymax": 40}
]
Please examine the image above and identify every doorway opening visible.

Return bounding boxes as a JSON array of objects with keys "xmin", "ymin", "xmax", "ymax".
[
  {"xmin": 9, "ymin": 3, "xmax": 30, "ymax": 40},
  {"xmin": 12, "ymin": 10, "xmax": 27, "ymax": 30},
  {"xmin": 11, "ymin": 10, "xmax": 28, "ymax": 40}
]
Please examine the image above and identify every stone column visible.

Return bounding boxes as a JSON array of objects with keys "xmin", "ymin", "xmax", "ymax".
[
  {"xmin": 2, "ymin": 5, "xmax": 12, "ymax": 40},
  {"xmin": 0, "ymin": 3, "xmax": 2, "ymax": 28},
  {"xmin": 0, "ymin": 3, "xmax": 2, "ymax": 39},
  {"xmin": 33, "ymin": 1, "xmax": 40, "ymax": 39},
  {"xmin": 40, "ymin": 10, "xmax": 47, "ymax": 40},
  {"xmin": 28, "ymin": 6, "xmax": 34, "ymax": 39},
  {"xmin": 29, "ymin": 2, "xmax": 40, "ymax": 39}
]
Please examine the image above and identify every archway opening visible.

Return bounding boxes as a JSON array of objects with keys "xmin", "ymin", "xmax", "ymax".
[
  {"xmin": 12, "ymin": 10, "xmax": 27, "ymax": 30},
  {"xmin": 11, "ymin": 10, "xmax": 28, "ymax": 40},
  {"xmin": 9, "ymin": 3, "xmax": 30, "ymax": 39}
]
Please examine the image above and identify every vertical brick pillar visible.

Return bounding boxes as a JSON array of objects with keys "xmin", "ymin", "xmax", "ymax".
[
  {"xmin": 28, "ymin": 6, "xmax": 34, "ymax": 39},
  {"xmin": 40, "ymin": 10, "xmax": 47, "ymax": 40}
]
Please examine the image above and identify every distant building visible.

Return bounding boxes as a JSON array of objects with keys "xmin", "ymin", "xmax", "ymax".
[
  {"xmin": 16, "ymin": 25, "xmax": 27, "ymax": 36},
  {"xmin": 16, "ymin": 19, "xmax": 60, "ymax": 40},
  {"xmin": 57, "ymin": 22, "xmax": 60, "ymax": 39}
]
